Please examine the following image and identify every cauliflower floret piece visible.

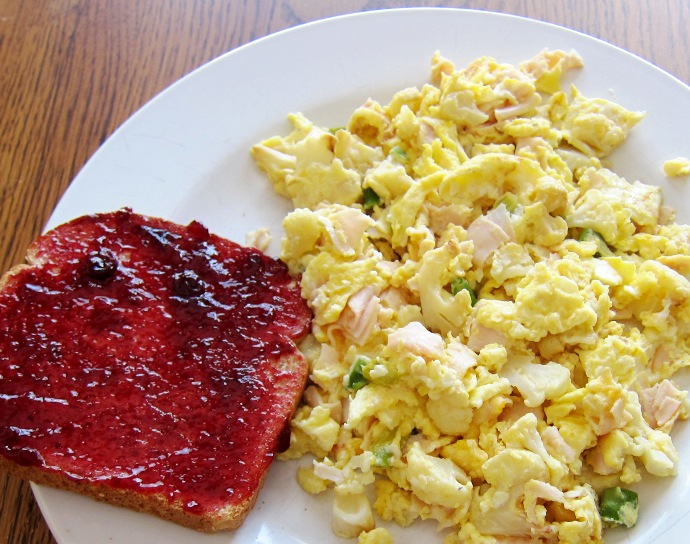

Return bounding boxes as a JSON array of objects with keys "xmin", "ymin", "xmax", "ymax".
[
  {"xmin": 405, "ymin": 442, "xmax": 473, "ymax": 511},
  {"xmin": 531, "ymin": 170, "xmax": 572, "ymax": 212},
  {"xmin": 519, "ymin": 201, "xmax": 569, "ymax": 247},
  {"xmin": 251, "ymin": 112, "xmax": 310, "ymax": 193},
  {"xmin": 252, "ymin": 112, "xmax": 363, "ymax": 208},
  {"xmin": 332, "ymin": 491, "xmax": 375, "ymax": 538},
  {"xmin": 427, "ymin": 384, "xmax": 473, "ymax": 436},
  {"xmin": 408, "ymin": 238, "xmax": 474, "ymax": 335},
  {"xmin": 499, "ymin": 355, "xmax": 572, "ymax": 407},
  {"xmin": 244, "ymin": 227, "xmax": 272, "ymax": 252},
  {"xmin": 500, "ymin": 414, "xmax": 569, "ymax": 484}
]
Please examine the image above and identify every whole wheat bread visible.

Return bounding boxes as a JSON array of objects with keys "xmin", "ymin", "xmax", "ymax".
[{"xmin": 0, "ymin": 209, "xmax": 311, "ymax": 532}]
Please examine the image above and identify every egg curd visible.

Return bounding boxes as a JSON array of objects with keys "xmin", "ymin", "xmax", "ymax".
[{"xmin": 251, "ymin": 49, "xmax": 690, "ymax": 543}]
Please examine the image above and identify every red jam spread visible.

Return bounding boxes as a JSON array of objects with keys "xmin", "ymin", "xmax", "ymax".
[{"xmin": 0, "ymin": 209, "xmax": 311, "ymax": 514}]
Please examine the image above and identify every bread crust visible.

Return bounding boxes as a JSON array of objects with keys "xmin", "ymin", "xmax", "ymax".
[
  {"xmin": 0, "ymin": 209, "xmax": 311, "ymax": 532},
  {"xmin": 0, "ymin": 455, "xmax": 260, "ymax": 531}
]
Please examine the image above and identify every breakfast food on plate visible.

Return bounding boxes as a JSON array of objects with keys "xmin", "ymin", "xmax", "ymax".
[
  {"xmin": 252, "ymin": 49, "xmax": 690, "ymax": 543},
  {"xmin": 0, "ymin": 208, "xmax": 311, "ymax": 532},
  {"xmin": 663, "ymin": 156, "xmax": 690, "ymax": 177}
]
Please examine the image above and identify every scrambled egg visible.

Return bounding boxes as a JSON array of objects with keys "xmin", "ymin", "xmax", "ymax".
[
  {"xmin": 663, "ymin": 157, "xmax": 690, "ymax": 177},
  {"xmin": 251, "ymin": 49, "xmax": 690, "ymax": 543}
]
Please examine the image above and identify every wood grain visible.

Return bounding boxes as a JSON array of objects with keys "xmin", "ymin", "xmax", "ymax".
[{"xmin": 0, "ymin": 1, "xmax": 688, "ymax": 542}]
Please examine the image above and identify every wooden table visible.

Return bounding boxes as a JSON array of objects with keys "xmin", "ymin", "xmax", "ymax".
[{"xmin": 0, "ymin": 0, "xmax": 688, "ymax": 542}]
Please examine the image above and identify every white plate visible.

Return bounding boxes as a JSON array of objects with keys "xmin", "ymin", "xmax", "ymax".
[{"xmin": 32, "ymin": 7, "xmax": 690, "ymax": 544}]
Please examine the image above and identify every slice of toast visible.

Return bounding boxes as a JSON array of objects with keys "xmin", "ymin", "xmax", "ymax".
[{"xmin": 0, "ymin": 208, "xmax": 311, "ymax": 532}]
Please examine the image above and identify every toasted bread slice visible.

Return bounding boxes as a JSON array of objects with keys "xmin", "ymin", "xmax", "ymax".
[{"xmin": 0, "ymin": 209, "xmax": 311, "ymax": 532}]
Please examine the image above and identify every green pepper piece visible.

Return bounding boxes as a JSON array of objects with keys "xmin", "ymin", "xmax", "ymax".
[
  {"xmin": 346, "ymin": 356, "xmax": 371, "ymax": 391},
  {"xmin": 359, "ymin": 356, "xmax": 398, "ymax": 385},
  {"xmin": 373, "ymin": 445, "xmax": 393, "ymax": 468},
  {"xmin": 579, "ymin": 228, "xmax": 614, "ymax": 257},
  {"xmin": 495, "ymin": 192, "xmax": 519, "ymax": 213},
  {"xmin": 390, "ymin": 145, "xmax": 408, "ymax": 162},
  {"xmin": 599, "ymin": 487, "xmax": 639, "ymax": 528},
  {"xmin": 451, "ymin": 277, "xmax": 478, "ymax": 306},
  {"xmin": 371, "ymin": 428, "xmax": 397, "ymax": 467},
  {"xmin": 362, "ymin": 187, "xmax": 382, "ymax": 210}
]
